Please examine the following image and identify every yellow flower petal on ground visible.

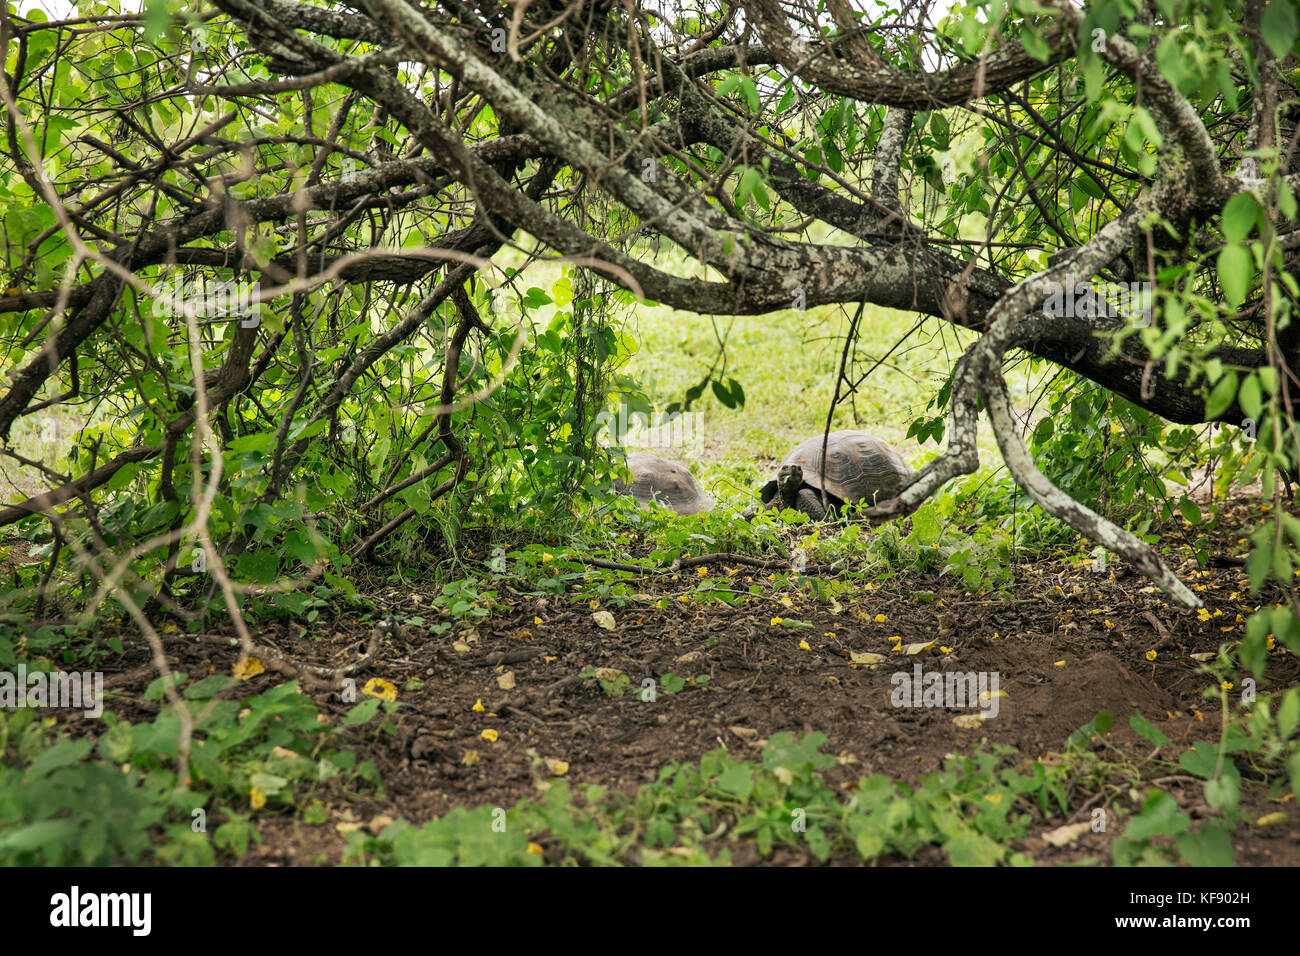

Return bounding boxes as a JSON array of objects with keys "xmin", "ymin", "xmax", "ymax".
[
  {"xmin": 363, "ymin": 677, "xmax": 397, "ymax": 702},
  {"xmin": 232, "ymin": 656, "xmax": 265, "ymax": 680},
  {"xmin": 481, "ymin": 728, "xmax": 499, "ymax": 742},
  {"xmin": 874, "ymin": 614, "xmax": 887, "ymax": 623},
  {"xmin": 1054, "ymin": 660, "xmax": 1066, "ymax": 667},
  {"xmin": 250, "ymin": 788, "xmax": 266, "ymax": 810},
  {"xmin": 527, "ymin": 842, "xmax": 544, "ymax": 855},
  {"xmin": 771, "ymin": 617, "xmax": 783, "ymax": 626},
  {"xmin": 534, "ymin": 616, "xmax": 543, "ymax": 625},
  {"xmin": 799, "ymin": 639, "xmax": 811, "ymax": 651},
  {"xmin": 542, "ymin": 553, "xmax": 553, "ymax": 563},
  {"xmin": 1145, "ymin": 649, "xmax": 1158, "ymax": 661},
  {"xmin": 472, "ymin": 698, "xmax": 485, "ymax": 712}
]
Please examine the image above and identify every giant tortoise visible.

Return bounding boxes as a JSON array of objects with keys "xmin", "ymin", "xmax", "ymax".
[
  {"xmin": 754, "ymin": 431, "xmax": 913, "ymax": 519},
  {"xmin": 612, "ymin": 452, "xmax": 713, "ymax": 515}
]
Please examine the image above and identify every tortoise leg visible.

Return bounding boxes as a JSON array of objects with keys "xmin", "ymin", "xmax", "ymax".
[{"xmin": 796, "ymin": 488, "xmax": 826, "ymax": 520}]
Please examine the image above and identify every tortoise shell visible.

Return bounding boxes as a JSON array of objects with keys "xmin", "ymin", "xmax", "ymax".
[
  {"xmin": 761, "ymin": 431, "xmax": 913, "ymax": 508},
  {"xmin": 613, "ymin": 452, "xmax": 713, "ymax": 515}
]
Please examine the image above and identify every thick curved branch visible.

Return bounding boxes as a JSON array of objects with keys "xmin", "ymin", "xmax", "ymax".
[{"xmin": 743, "ymin": 0, "xmax": 1069, "ymax": 107}]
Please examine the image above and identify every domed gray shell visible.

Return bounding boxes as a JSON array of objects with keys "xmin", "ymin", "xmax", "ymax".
[
  {"xmin": 613, "ymin": 452, "xmax": 714, "ymax": 515},
  {"xmin": 778, "ymin": 431, "xmax": 913, "ymax": 505}
]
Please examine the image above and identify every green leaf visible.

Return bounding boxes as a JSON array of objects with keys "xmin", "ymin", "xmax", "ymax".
[
  {"xmin": 715, "ymin": 73, "xmax": 742, "ymax": 97},
  {"xmin": 1123, "ymin": 791, "xmax": 1191, "ymax": 841},
  {"xmin": 1178, "ymin": 497, "xmax": 1202, "ymax": 525},
  {"xmin": 1238, "ymin": 373, "xmax": 1262, "ymax": 419},
  {"xmin": 1274, "ymin": 606, "xmax": 1300, "ymax": 655},
  {"xmin": 1278, "ymin": 689, "xmax": 1300, "ymax": 740},
  {"xmin": 944, "ymin": 828, "xmax": 1004, "ymax": 866},
  {"xmin": 142, "ymin": 0, "xmax": 171, "ymax": 42},
  {"xmin": 1155, "ymin": 32, "xmax": 1185, "ymax": 89},
  {"xmin": 249, "ymin": 771, "xmax": 290, "ymax": 796},
  {"xmin": 284, "ymin": 528, "xmax": 319, "ymax": 566},
  {"xmin": 1222, "ymin": 192, "xmax": 1259, "ymax": 243},
  {"xmin": 27, "ymin": 738, "xmax": 92, "ymax": 776},
  {"xmin": 1179, "ymin": 741, "xmax": 1220, "ymax": 779},
  {"xmin": 726, "ymin": 378, "xmax": 746, "ymax": 408},
  {"xmin": 1177, "ymin": 823, "xmax": 1235, "ymax": 866},
  {"xmin": 929, "ymin": 112, "xmax": 950, "ymax": 149},
  {"xmin": 0, "ymin": 820, "xmax": 79, "ymax": 853},
  {"xmin": 1280, "ymin": 179, "xmax": 1298, "ymax": 220},
  {"xmin": 1205, "ymin": 370, "xmax": 1239, "ymax": 419},
  {"xmin": 1021, "ymin": 25, "xmax": 1049, "ymax": 62},
  {"xmin": 183, "ymin": 675, "xmax": 238, "ymax": 699},
  {"xmin": 235, "ymin": 550, "xmax": 278, "ymax": 585},
  {"xmin": 1261, "ymin": 0, "xmax": 1299, "ymax": 58},
  {"xmin": 1130, "ymin": 713, "xmax": 1170, "ymax": 748},
  {"xmin": 1075, "ymin": 174, "xmax": 1104, "ymax": 200},
  {"xmin": 551, "ymin": 276, "xmax": 573, "ymax": 307},
  {"xmin": 287, "ymin": 417, "xmax": 328, "ymax": 443},
  {"xmin": 1247, "ymin": 542, "xmax": 1273, "ymax": 591},
  {"xmin": 1066, "ymin": 709, "xmax": 1112, "ymax": 749},
  {"xmin": 342, "ymin": 697, "xmax": 382, "ymax": 726},
  {"xmin": 522, "ymin": 287, "xmax": 553, "ymax": 309},
  {"xmin": 716, "ymin": 762, "xmax": 754, "ymax": 799},
  {"xmin": 737, "ymin": 166, "xmax": 766, "ymax": 209},
  {"xmin": 1217, "ymin": 243, "xmax": 1253, "ymax": 307},
  {"xmin": 1203, "ymin": 771, "xmax": 1240, "ymax": 811}
]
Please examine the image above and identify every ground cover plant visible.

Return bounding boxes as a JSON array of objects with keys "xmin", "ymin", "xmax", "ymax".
[{"xmin": 0, "ymin": 0, "xmax": 1297, "ymax": 867}]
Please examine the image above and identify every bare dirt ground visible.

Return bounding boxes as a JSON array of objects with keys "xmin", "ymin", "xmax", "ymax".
[{"xmin": 61, "ymin": 497, "xmax": 1300, "ymax": 865}]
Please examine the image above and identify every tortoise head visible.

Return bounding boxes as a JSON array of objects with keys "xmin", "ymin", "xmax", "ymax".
[{"xmin": 776, "ymin": 463, "xmax": 804, "ymax": 504}]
